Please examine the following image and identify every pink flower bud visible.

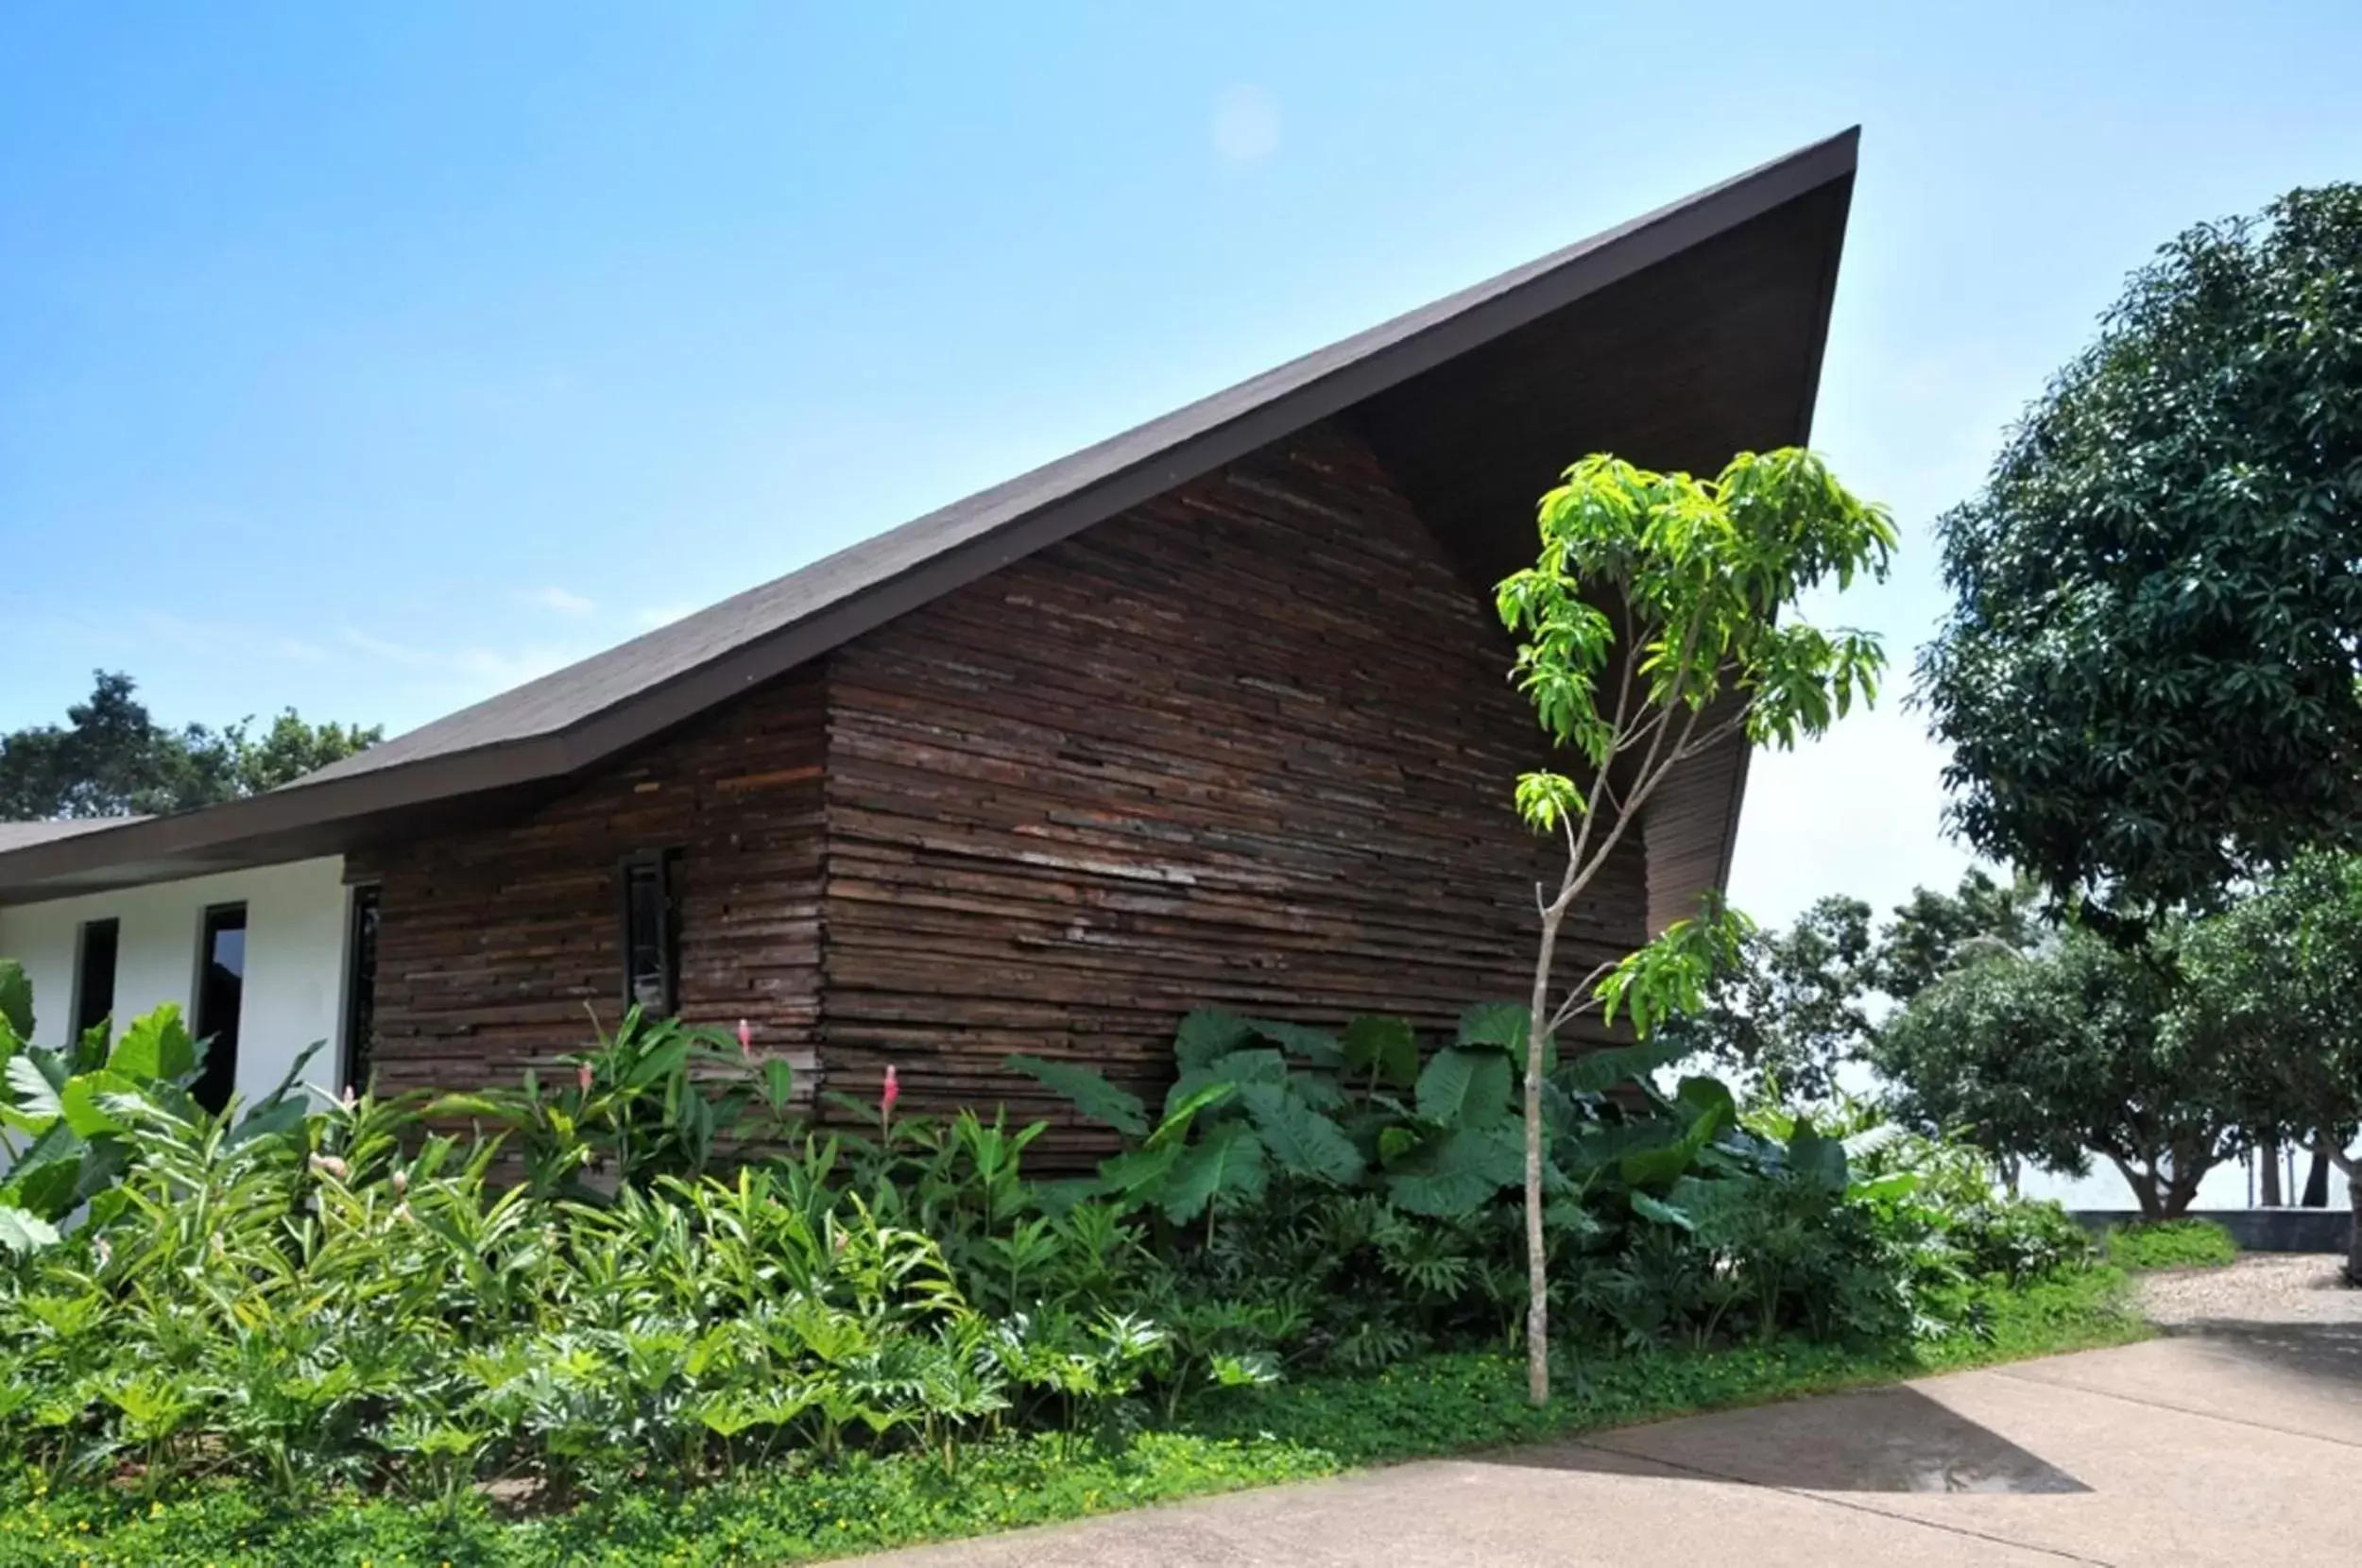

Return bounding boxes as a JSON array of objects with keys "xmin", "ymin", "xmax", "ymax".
[
  {"xmin": 342, "ymin": 1084, "xmax": 357, "ymax": 1110},
  {"xmin": 881, "ymin": 1064, "xmax": 900, "ymax": 1117},
  {"xmin": 738, "ymin": 1018, "xmax": 754, "ymax": 1060},
  {"xmin": 576, "ymin": 1062, "xmax": 594, "ymax": 1097},
  {"xmin": 391, "ymin": 1169, "xmax": 408, "ymax": 1197},
  {"xmin": 309, "ymin": 1153, "xmax": 349, "ymax": 1181}
]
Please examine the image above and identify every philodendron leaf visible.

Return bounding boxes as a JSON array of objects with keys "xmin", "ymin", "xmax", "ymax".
[
  {"xmin": 1238, "ymin": 1084, "xmax": 1362, "ymax": 1185},
  {"xmin": 1003, "ymin": 1055, "xmax": 1149, "ymax": 1140},
  {"xmin": 1242, "ymin": 1018, "xmax": 1345, "ymax": 1071},
  {"xmin": 0, "ymin": 1206, "xmax": 60, "ymax": 1256},
  {"xmin": 1455, "ymin": 1001, "xmax": 1528, "ymax": 1053},
  {"xmin": 1165, "ymin": 1048, "xmax": 1285, "ymax": 1121},
  {"xmin": 1342, "ymin": 1014, "xmax": 1418, "ymax": 1088}
]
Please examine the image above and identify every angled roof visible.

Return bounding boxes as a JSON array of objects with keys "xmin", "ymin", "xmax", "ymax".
[{"xmin": 0, "ymin": 128, "xmax": 1859, "ymax": 903}]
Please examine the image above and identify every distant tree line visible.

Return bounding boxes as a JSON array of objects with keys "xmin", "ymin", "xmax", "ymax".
[{"xmin": 0, "ymin": 671, "xmax": 380, "ymax": 820}]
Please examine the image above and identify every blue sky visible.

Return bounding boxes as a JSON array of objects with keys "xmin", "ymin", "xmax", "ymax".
[{"xmin": 6, "ymin": 1, "xmax": 2360, "ymax": 924}]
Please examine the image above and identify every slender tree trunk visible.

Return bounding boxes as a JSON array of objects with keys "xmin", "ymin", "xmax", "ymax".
[
  {"xmin": 2110, "ymin": 1156, "xmax": 2164, "ymax": 1219},
  {"xmin": 1524, "ymin": 907, "xmax": 1563, "ymax": 1407},
  {"xmin": 2301, "ymin": 1150, "xmax": 2331, "ymax": 1209},
  {"xmin": 2259, "ymin": 1139, "xmax": 2284, "ymax": 1207}
]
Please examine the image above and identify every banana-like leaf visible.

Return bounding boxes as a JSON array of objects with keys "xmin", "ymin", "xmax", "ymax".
[
  {"xmin": 1342, "ymin": 1014, "xmax": 1418, "ymax": 1088},
  {"xmin": 1238, "ymin": 1083, "xmax": 1362, "ymax": 1184},
  {"xmin": 1003, "ymin": 1055, "xmax": 1149, "ymax": 1139}
]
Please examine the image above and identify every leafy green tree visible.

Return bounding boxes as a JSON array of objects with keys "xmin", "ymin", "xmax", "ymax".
[
  {"xmin": 1658, "ymin": 895, "xmax": 1876, "ymax": 1102},
  {"xmin": 0, "ymin": 671, "xmax": 379, "ymax": 819},
  {"xmin": 1495, "ymin": 448, "xmax": 1894, "ymax": 1404},
  {"xmin": 2178, "ymin": 851, "xmax": 2362, "ymax": 1280},
  {"xmin": 1917, "ymin": 184, "xmax": 2362, "ymax": 929},
  {"xmin": 1872, "ymin": 869, "xmax": 2045, "ymax": 1003},
  {"xmin": 1873, "ymin": 929, "xmax": 2248, "ymax": 1219}
]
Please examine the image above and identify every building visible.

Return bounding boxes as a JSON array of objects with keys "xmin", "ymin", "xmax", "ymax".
[{"xmin": 0, "ymin": 131, "xmax": 1858, "ymax": 1135}]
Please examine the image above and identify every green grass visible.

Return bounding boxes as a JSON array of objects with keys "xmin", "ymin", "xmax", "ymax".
[
  {"xmin": 2104, "ymin": 1218, "xmax": 2239, "ymax": 1271},
  {"xmin": 0, "ymin": 1270, "xmax": 2146, "ymax": 1568}
]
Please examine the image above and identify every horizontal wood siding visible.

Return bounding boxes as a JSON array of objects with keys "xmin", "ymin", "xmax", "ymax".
[
  {"xmin": 351, "ymin": 669, "xmax": 827, "ymax": 1098},
  {"xmin": 821, "ymin": 421, "xmax": 1647, "ymax": 1133}
]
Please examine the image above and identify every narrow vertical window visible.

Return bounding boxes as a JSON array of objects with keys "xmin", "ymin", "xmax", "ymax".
[
  {"xmin": 621, "ymin": 851, "xmax": 678, "ymax": 1016},
  {"xmin": 71, "ymin": 918, "xmax": 120, "ymax": 1043},
  {"xmin": 192, "ymin": 903, "xmax": 248, "ymax": 1114},
  {"xmin": 341, "ymin": 884, "xmax": 381, "ymax": 1095}
]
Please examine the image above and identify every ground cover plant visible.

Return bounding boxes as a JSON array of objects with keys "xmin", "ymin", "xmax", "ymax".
[
  {"xmin": 2103, "ymin": 1219, "xmax": 2238, "ymax": 1272},
  {"xmin": 0, "ymin": 958, "xmax": 2135, "ymax": 1563}
]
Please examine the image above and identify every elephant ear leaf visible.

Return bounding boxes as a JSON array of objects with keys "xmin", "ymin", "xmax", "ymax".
[
  {"xmin": 1562, "ymin": 1038, "xmax": 1684, "ymax": 1096},
  {"xmin": 1455, "ymin": 1002, "xmax": 1527, "ymax": 1053},
  {"xmin": 6, "ymin": 1054, "xmax": 65, "ymax": 1123},
  {"xmin": 1242, "ymin": 1018, "xmax": 1345, "ymax": 1071},
  {"xmin": 1388, "ymin": 1126, "xmax": 1522, "ymax": 1218},
  {"xmin": 107, "ymin": 1005, "xmax": 198, "ymax": 1084},
  {"xmin": 1238, "ymin": 1084, "xmax": 1362, "ymax": 1185},
  {"xmin": 1003, "ymin": 1055, "xmax": 1149, "ymax": 1139},
  {"xmin": 0, "ymin": 961, "xmax": 32, "ymax": 1047},
  {"xmin": 1416, "ymin": 1047, "xmax": 1513, "ymax": 1129},
  {"xmin": 1159, "ymin": 1121, "xmax": 1269, "ymax": 1223},
  {"xmin": 0, "ymin": 1205, "xmax": 60, "ymax": 1257},
  {"xmin": 1173, "ymin": 1010, "xmax": 1257, "ymax": 1074},
  {"xmin": 1342, "ymin": 1014, "xmax": 1418, "ymax": 1088}
]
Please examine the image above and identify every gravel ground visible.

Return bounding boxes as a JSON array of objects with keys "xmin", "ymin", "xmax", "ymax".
[{"xmin": 2138, "ymin": 1252, "xmax": 2362, "ymax": 1325}]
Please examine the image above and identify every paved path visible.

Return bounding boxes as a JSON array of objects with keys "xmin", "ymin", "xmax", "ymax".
[{"xmin": 856, "ymin": 1259, "xmax": 2360, "ymax": 1567}]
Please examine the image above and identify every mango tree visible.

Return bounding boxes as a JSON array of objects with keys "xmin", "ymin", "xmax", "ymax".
[{"xmin": 1494, "ymin": 449, "xmax": 1894, "ymax": 1404}]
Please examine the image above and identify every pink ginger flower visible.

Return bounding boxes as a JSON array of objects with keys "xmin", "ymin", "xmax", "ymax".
[
  {"xmin": 738, "ymin": 1018, "xmax": 754, "ymax": 1060},
  {"xmin": 881, "ymin": 1064, "xmax": 901, "ymax": 1119},
  {"xmin": 576, "ymin": 1062, "xmax": 595, "ymax": 1097},
  {"xmin": 309, "ymin": 1153, "xmax": 349, "ymax": 1181}
]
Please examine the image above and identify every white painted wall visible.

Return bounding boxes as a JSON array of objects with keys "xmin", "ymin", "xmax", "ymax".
[{"xmin": 0, "ymin": 858, "xmax": 354, "ymax": 1104}]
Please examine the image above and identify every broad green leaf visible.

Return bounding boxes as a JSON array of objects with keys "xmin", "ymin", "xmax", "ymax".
[
  {"xmin": 1003, "ymin": 1055, "xmax": 1149, "ymax": 1139},
  {"xmin": 0, "ymin": 1206, "xmax": 60, "ymax": 1256},
  {"xmin": 1145, "ymin": 1082, "xmax": 1236, "ymax": 1150},
  {"xmin": 60, "ymin": 1069, "xmax": 143, "ymax": 1137},
  {"xmin": 1414, "ymin": 1046, "xmax": 1511, "ymax": 1129},
  {"xmin": 1242, "ymin": 1017, "xmax": 1345, "ymax": 1071},
  {"xmin": 1173, "ymin": 1010, "xmax": 1256, "ymax": 1074},
  {"xmin": 1165, "ymin": 1048, "xmax": 1286, "ymax": 1120},
  {"xmin": 0, "ymin": 961, "xmax": 31, "ymax": 1044},
  {"xmin": 1629, "ymin": 1189, "xmax": 1695, "ymax": 1231},
  {"xmin": 1387, "ymin": 1125, "xmax": 1522, "ymax": 1218},
  {"xmin": 1238, "ymin": 1083, "xmax": 1362, "ymax": 1185},
  {"xmin": 1, "ymin": 1149, "xmax": 82, "ymax": 1222},
  {"xmin": 7, "ymin": 1053, "xmax": 65, "ymax": 1123},
  {"xmin": 1786, "ymin": 1126, "xmax": 1848, "ymax": 1194},
  {"xmin": 621, "ymin": 1036, "xmax": 691, "ymax": 1091},
  {"xmin": 1341, "ymin": 1014, "xmax": 1418, "ymax": 1088},
  {"xmin": 1159, "ymin": 1122, "xmax": 1269, "ymax": 1223},
  {"xmin": 1562, "ymin": 1039, "xmax": 1684, "ymax": 1096},
  {"xmin": 1455, "ymin": 1002, "xmax": 1528, "ymax": 1053},
  {"xmin": 1376, "ymin": 1124, "xmax": 1420, "ymax": 1163},
  {"xmin": 106, "ymin": 1005, "xmax": 197, "ymax": 1083}
]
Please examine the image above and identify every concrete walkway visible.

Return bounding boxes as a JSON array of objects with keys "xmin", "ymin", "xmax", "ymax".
[{"xmin": 855, "ymin": 1263, "xmax": 2360, "ymax": 1566}]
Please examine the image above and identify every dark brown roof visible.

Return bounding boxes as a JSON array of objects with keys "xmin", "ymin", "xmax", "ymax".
[
  {"xmin": 0, "ymin": 128, "xmax": 1858, "ymax": 903},
  {"xmin": 0, "ymin": 819, "xmax": 147, "ymax": 854}
]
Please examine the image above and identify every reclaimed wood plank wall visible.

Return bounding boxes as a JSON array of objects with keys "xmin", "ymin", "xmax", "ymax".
[
  {"xmin": 351, "ymin": 668, "xmax": 827, "ymax": 1099},
  {"xmin": 820, "ymin": 419, "xmax": 1647, "ymax": 1140}
]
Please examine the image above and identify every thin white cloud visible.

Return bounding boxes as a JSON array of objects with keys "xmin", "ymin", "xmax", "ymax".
[
  {"xmin": 1211, "ymin": 85, "xmax": 1281, "ymax": 162},
  {"xmin": 523, "ymin": 586, "xmax": 597, "ymax": 615}
]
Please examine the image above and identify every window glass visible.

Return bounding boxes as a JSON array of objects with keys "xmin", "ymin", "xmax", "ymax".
[
  {"xmin": 192, "ymin": 904, "xmax": 247, "ymax": 1114},
  {"xmin": 623, "ymin": 854, "xmax": 677, "ymax": 1015},
  {"xmin": 342, "ymin": 885, "xmax": 381, "ymax": 1095},
  {"xmin": 71, "ymin": 918, "xmax": 119, "ymax": 1043}
]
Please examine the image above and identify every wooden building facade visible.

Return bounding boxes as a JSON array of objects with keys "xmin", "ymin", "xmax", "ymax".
[{"xmin": 0, "ymin": 133, "xmax": 1860, "ymax": 1137}]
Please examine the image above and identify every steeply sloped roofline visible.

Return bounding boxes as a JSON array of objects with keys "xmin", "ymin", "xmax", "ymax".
[{"xmin": 0, "ymin": 128, "xmax": 1857, "ymax": 902}]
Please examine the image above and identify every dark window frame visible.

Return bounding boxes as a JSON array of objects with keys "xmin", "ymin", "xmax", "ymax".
[
  {"xmin": 69, "ymin": 917, "xmax": 121, "ymax": 1045},
  {"xmin": 191, "ymin": 901, "xmax": 248, "ymax": 1115},
  {"xmin": 619, "ymin": 850, "xmax": 680, "ymax": 1017},
  {"xmin": 339, "ymin": 880, "xmax": 382, "ymax": 1096}
]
